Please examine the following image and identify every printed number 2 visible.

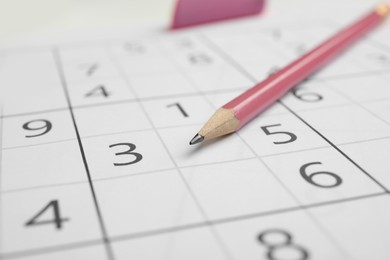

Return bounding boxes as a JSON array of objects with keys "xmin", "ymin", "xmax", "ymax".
[
  {"xmin": 261, "ymin": 124, "xmax": 297, "ymax": 144},
  {"xmin": 109, "ymin": 143, "xmax": 143, "ymax": 166},
  {"xmin": 25, "ymin": 200, "xmax": 69, "ymax": 230}
]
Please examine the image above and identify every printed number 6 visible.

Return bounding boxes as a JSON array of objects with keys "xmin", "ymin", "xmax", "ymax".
[
  {"xmin": 109, "ymin": 143, "xmax": 143, "ymax": 166},
  {"xmin": 300, "ymin": 162, "xmax": 342, "ymax": 188},
  {"xmin": 292, "ymin": 88, "xmax": 323, "ymax": 102}
]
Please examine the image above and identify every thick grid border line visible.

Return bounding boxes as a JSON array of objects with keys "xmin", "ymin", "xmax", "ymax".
[
  {"xmin": 106, "ymin": 42, "xmax": 235, "ymax": 260},
  {"xmin": 0, "ymin": 107, "xmax": 4, "ymax": 258},
  {"xmin": 1, "ymin": 192, "xmax": 387, "ymax": 259},
  {"xmin": 198, "ymin": 33, "xmax": 390, "ymax": 193},
  {"xmin": 52, "ymin": 48, "xmax": 115, "ymax": 260},
  {"xmin": 3, "ymin": 133, "xmax": 390, "ymax": 195},
  {"xmin": 1, "ymin": 70, "xmax": 389, "ymax": 120},
  {"xmin": 198, "ymin": 31, "xmax": 390, "ymax": 256},
  {"xmin": 2, "ymin": 96, "xmax": 390, "ymax": 152}
]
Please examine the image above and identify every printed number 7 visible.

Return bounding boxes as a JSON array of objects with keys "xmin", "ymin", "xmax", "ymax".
[{"xmin": 261, "ymin": 124, "xmax": 297, "ymax": 144}]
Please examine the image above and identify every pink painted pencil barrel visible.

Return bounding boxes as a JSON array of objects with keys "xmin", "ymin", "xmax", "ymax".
[
  {"xmin": 224, "ymin": 4, "xmax": 389, "ymax": 129},
  {"xmin": 190, "ymin": 4, "xmax": 389, "ymax": 145}
]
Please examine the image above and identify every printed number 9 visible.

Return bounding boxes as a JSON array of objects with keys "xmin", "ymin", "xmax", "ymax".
[{"xmin": 23, "ymin": 119, "xmax": 52, "ymax": 138}]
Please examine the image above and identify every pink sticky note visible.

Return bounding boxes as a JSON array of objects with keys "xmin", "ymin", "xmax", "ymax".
[{"xmin": 170, "ymin": 0, "xmax": 266, "ymax": 29}]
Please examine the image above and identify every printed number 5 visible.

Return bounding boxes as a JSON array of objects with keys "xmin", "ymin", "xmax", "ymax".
[
  {"xmin": 109, "ymin": 143, "xmax": 143, "ymax": 166},
  {"xmin": 261, "ymin": 124, "xmax": 297, "ymax": 144}
]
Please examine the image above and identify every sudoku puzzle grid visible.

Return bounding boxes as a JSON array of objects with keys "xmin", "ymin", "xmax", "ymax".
[{"xmin": 0, "ymin": 18, "xmax": 390, "ymax": 260}]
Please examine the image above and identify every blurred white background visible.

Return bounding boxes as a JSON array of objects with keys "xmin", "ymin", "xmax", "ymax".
[
  {"xmin": 0, "ymin": 0, "xmax": 175, "ymax": 40},
  {"xmin": 0, "ymin": 0, "xmax": 380, "ymax": 44}
]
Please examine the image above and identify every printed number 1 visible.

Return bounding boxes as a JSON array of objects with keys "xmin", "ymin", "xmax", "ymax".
[{"xmin": 167, "ymin": 102, "xmax": 189, "ymax": 117}]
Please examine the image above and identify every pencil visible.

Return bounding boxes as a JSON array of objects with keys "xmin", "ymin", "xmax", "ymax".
[{"xmin": 189, "ymin": 3, "xmax": 390, "ymax": 145}]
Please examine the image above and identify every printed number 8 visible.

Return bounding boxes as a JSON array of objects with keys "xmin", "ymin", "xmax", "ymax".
[{"xmin": 258, "ymin": 229, "xmax": 309, "ymax": 260}]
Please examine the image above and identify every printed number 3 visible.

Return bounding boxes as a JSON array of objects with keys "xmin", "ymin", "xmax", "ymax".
[{"xmin": 109, "ymin": 143, "xmax": 143, "ymax": 166}]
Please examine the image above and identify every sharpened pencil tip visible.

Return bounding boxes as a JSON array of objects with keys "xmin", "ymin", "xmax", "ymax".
[{"xmin": 189, "ymin": 134, "xmax": 204, "ymax": 145}]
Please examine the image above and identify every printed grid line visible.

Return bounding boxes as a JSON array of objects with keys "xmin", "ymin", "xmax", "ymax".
[
  {"xmin": 0, "ymin": 19, "xmax": 334, "ymax": 54},
  {"xmin": 0, "ymin": 107, "xmax": 4, "ymax": 257},
  {"xmin": 52, "ymin": 48, "xmax": 115, "ymax": 260},
  {"xmin": 197, "ymin": 33, "xmax": 356, "ymax": 258},
  {"xmin": 155, "ymin": 37, "xmax": 263, "ymax": 260},
  {"xmin": 320, "ymin": 78, "xmax": 390, "ymax": 127},
  {"xmin": 2, "ymin": 192, "xmax": 387, "ymax": 259},
  {"xmin": 157, "ymin": 34, "xmax": 326, "ymax": 258},
  {"xmin": 317, "ymin": 21, "xmax": 390, "ymax": 78},
  {"xmin": 1, "ymin": 239, "xmax": 104, "ymax": 260},
  {"xmin": 2, "ymin": 95, "xmax": 390, "ymax": 152},
  {"xmin": 326, "ymin": 19, "xmax": 390, "ymax": 54},
  {"xmin": 106, "ymin": 42, "xmax": 235, "ymax": 260},
  {"xmin": 199, "ymin": 32, "xmax": 390, "ymax": 192},
  {"xmin": 1, "ymin": 72, "xmax": 389, "ymax": 122},
  {"xmin": 197, "ymin": 31, "xmax": 390, "ymax": 257},
  {"xmin": 0, "ymin": 71, "xmax": 389, "ymax": 120},
  {"xmin": 3, "ymin": 133, "xmax": 390, "ymax": 195},
  {"xmin": 1, "ymin": 22, "xmax": 390, "ymax": 259},
  {"xmin": 279, "ymin": 101, "xmax": 390, "ymax": 192},
  {"xmin": 3, "ymin": 131, "xmax": 390, "ymax": 197}
]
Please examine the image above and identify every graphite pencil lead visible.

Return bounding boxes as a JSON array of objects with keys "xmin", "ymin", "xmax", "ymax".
[{"xmin": 189, "ymin": 134, "xmax": 204, "ymax": 145}]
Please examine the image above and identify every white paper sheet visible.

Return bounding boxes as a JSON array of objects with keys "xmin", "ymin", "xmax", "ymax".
[{"xmin": 1, "ymin": 1, "xmax": 390, "ymax": 259}]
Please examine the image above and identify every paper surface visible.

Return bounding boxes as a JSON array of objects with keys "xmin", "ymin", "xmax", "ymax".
[{"xmin": 1, "ymin": 1, "xmax": 390, "ymax": 259}]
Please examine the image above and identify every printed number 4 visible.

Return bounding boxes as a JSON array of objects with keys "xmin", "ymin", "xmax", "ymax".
[
  {"xmin": 25, "ymin": 200, "xmax": 69, "ymax": 230},
  {"xmin": 85, "ymin": 85, "xmax": 110, "ymax": 98}
]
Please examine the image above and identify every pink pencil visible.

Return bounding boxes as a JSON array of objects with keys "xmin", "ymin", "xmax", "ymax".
[{"xmin": 190, "ymin": 3, "xmax": 390, "ymax": 145}]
